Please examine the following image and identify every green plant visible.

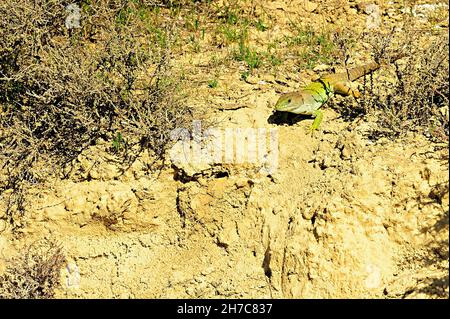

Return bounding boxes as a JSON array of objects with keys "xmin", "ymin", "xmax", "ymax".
[
  {"xmin": 233, "ymin": 32, "xmax": 262, "ymax": 70},
  {"xmin": 221, "ymin": 4, "xmax": 239, "ymax": 25},
  {"xmin": 244, "ymin": 50, "xmax": 262, "ymax": 69},
  {"xmin": 112, "ymin": 132, "xmax": 126, "ymax": 153},
  {"xmin": 240, "ymin": 70, "xmax": 250, "ymax": 81},
  {"xmin": 185, "ymin": 14, "xmax": 200, "ymax": 32},
  {"xmin": 220, "ymin": 25, "xmax": 240, "ymax": 43},
  {"xmin": 189, "ymin": 34, "xmax": 201, "ymax": 52},
  {"xmin": 208, "ymin": 79, "xmax": 219, "ymax": 88},
  {"xmin": 266, "ymin": 52, "xmax": 282, "ymax": 67},
  {"xmin": 255, "ymin": 19, "xmax": 268, "ymax": 32},
  {"xmin": 286, "ymin": 26, "xmax": 335, "ymax": 68}
]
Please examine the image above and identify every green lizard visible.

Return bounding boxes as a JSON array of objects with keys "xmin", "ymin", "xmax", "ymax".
[{"xmin": 274, "ymin": 59, "xmax": 393, "ymax": 132}]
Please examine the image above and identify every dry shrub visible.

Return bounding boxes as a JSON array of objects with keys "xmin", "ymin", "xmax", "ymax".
[
  {"xmin": 0, "ymin": 0, "xmax": 193, "ymax": 228},
  {"xmin": 357, "ymin": 30, "xmax": 449, "ymax": 141},
  {"xmin": 0, "ymin": 240, "xmax": 66, "ymax": 299}
]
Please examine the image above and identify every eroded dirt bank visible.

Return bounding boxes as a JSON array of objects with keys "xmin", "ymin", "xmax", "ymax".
[{"xmin": 1, "ymin": 112, "xmax": 447, "ymax": 298}]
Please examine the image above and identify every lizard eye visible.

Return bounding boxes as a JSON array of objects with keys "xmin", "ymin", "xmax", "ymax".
[{"xmin": 287, "ymin": 99, "xmax": 291, "ymax": 103}]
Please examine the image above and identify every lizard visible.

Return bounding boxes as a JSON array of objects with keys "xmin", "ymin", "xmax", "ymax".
[{"xmin": 273, "ymin": 56, "xmax": 403, "ymax": 132}]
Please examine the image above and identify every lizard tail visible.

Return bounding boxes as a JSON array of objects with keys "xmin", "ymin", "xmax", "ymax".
[
  {"xmin": 347, "ymin": 52, "xmax": 407, "ymax": 81},
  {"xmin": 346, "ymin": 62, "xmax": 380, "ymax": 82},
  {"xmin": 321, "ymin": 53, "xmax": 407, "ymax": 84}
]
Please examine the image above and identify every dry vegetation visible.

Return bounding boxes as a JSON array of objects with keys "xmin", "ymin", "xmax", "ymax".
[
  {"xmin": 350, "ymin": 30, "xmax": 449, "ymax": 141},
  {"xmin": 0, "ymin": 240, "xmax": 65, "ymax": 299},
  {"xmin": 0, "ymin": 0, "xmax": 193, "ymax": 228}
]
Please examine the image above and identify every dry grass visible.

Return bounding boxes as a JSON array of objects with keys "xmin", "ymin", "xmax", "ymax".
[
  {"xmin": 0, "ymin": 240, "xmax": 66, "ymax": 299},
  {"xmin": 0, "ymin": 0, "xmax": 448, "ymax": 230},
  {"xmin": 333, "ymin": 29, "xmax": 449, "ymax": 142},
  {"xmin": 0, "ymin": 0, "xmax": 193, "ymax": 228},
  {"xmin": 364, "ymin": 31, "xmax": 448, "ymax": 141}
]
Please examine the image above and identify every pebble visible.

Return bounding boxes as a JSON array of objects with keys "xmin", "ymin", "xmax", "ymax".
[{"xmin": 304, "ymin": 1, "xmax": 319, "ymax": 13}]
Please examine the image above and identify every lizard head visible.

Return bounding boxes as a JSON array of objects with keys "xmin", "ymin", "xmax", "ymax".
[{"xmin": 274, "ymin": 92, "xmax": 306, "ymax": 113}]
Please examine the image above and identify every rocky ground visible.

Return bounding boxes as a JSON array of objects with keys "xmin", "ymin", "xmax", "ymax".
[{"xmin": 0, "ymin": 0, "xmax": 448, "ymax": 298}]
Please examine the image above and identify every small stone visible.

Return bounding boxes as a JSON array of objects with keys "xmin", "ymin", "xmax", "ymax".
[
  {"xmin": 364, "ymin": 264, "xmax": 382, "ymax": 289},
  {"xmin": 346, "ymin": 7, "xmax": 358, "ymax": 15},
  {"xmin": 313, "ymin": 64, "xmax": 331, "ymax": 72},
  {"xmin": 261, "ymin": 74, "xmax": 275, "ymax": 83},
  {"xmin": 234, "ymin": 178, "xmax": 248, "ymax": 189},
  {"xmin": 272, "ymin": 207, "xmax": 282, "ymax": 215},
  {"xmin": 308, "ymin": 268, "xmax": 319, "ymax": 279},
  {"xmin": 303, "ymin": 1, "xmax": 318, "ymax": 13},
  {"xmin": 341, "ymin": 147, "xmax": 351, "ymax": 159},
  {"xmin": 245, "ymin": 75, "xmax": 259, "ymax": 85},
  {"xmin": 321, "ymin": 156, "xmax": 332, "ymax": 169},
  {"xmin": 88, "ymin": 169, "xmax": 99, "ymax": 180},
  {"xmin": 302, "ymin": 209, "xmax": 316, "ymax": 220}
]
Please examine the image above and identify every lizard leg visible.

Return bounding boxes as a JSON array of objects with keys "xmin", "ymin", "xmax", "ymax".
[
  {"xmin": 333, "ymin": 82, "xmax": 360, "ymax": 98},
  {"xmin": 310, "ymin": 109, "xmax": 323, "ymax": 133}
]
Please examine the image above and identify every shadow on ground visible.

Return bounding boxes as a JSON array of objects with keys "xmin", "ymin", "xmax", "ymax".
[{"xmin": 267, "ymin": 111, "xmax": 312, "ymax": 126}]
